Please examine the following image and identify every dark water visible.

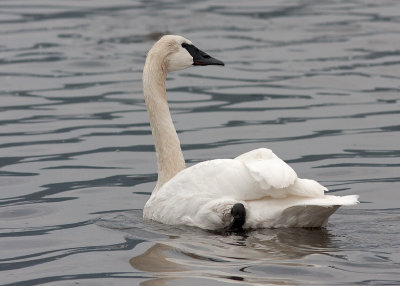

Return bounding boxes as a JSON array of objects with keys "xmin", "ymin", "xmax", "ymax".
[{"xmin": 1, "ymin": 0, "xmax": 399, "ymax": 285}]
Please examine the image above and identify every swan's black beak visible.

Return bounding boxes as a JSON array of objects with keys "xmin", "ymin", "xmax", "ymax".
[{"xmin": 182, "ymin": 43, "xmax": 224, "ymax": 66}]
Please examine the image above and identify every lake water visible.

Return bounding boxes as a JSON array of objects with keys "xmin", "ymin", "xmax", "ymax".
[{"xmin": 1, "ymin": 0, "xmax": 399, "ymax": 285}]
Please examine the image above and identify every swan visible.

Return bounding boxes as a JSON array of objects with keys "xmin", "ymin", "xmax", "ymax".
[{"xmin": 142, "ymin": 35, "xmax": 359, "ymax": 232}]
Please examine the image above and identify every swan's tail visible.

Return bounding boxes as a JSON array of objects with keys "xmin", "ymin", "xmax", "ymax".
[
  {"xmin": 245, "ymin": 195, "xmax": 359, "ymax": 228},
  {"xmin": 273, "ymin": 204, "xmax": 340, "ymax": 227}
]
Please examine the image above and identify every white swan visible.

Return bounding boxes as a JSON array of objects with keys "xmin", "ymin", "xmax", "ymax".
[{"xmin": 142, "ymin": 35, "xmax": 359, "ymax": 232}]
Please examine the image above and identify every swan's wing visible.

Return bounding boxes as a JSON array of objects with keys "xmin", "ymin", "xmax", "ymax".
[
  {"xmin": 155, "ymin": 148, "xmax": 326, "ymax": 203},
  {"xmin": 235, "ymin": 148, "xmax": 297, "ymax": 189},
  {"xmin": 235, "ymin": 148, "xmax": 326, "ymax": 198}
]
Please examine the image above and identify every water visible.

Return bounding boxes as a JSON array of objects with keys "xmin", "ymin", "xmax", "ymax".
[{"xmin": 1, "ymin": 0, "xmax": 399, "ymax": 285}]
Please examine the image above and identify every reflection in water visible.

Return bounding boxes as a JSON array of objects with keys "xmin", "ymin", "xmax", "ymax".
[
  {"xmin": 131, "ymin": 243, "xmax": 187, "ymax": 273},
  {"xmin": 124, "ymin": 213, "xmax": 333, "ymax": 285},
  {"xmin": 102, "ymin": 209, "xmax": 400, "ymax": 286}
]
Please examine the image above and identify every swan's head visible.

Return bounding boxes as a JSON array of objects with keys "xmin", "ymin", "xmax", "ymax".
[{"xmin": 146, "ymin": 35, "xmax": 224, "ymax": 72}]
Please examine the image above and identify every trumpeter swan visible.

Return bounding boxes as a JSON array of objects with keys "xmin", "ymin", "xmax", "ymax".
[{"xmin": 142, "ymin": 35, "xmax": 359, "ymax": 232}]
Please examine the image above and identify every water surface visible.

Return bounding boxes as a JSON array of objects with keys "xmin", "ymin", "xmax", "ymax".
[{"xmin": 1, "ymin": 0, "xmax": 399, "ymax": 285}]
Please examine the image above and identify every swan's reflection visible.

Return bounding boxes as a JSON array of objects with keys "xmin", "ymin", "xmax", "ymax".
[
  {"xmin": 97, "ymin": 211, "xmax": 334, "ymax": 285},
  {"xmin": 131, "ymin": 243, "xmax": 187, "ymax": 273},
  {"xmin": 127, "ymin": 218, "xmax": 334, "ymax": 286}
]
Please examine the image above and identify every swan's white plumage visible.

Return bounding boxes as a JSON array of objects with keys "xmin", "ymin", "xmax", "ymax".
[
  {"xmin": 236, "ymin": 148, "xmax": 297, "ymax": 191},
  {"xmin": 142, "ymin": 35, "xmax": 359, "ymax": 230},
  {"xmin": 144, "ymin": 148, "xmax": 359, "ymax": 229}
]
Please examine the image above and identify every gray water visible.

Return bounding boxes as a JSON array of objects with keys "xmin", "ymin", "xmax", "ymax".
[{"xmin": 1, "ymin": 0, "xmax": 399, "ymax": 285}]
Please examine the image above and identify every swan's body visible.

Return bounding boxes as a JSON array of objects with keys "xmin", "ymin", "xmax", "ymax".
[{"xmin": 142, "ymin": 35, "xmax": 359, "ymax": 231}]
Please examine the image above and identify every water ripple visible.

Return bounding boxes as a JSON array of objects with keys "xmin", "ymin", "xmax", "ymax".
[{"xmin": 1, "ymin": 0, "xmax": 400, "ymax": 285}]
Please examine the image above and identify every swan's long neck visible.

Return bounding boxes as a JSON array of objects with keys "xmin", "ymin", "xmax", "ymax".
[{"xmin": 143, "ymin": 54, "xmax": 186, "ymax": 191}]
